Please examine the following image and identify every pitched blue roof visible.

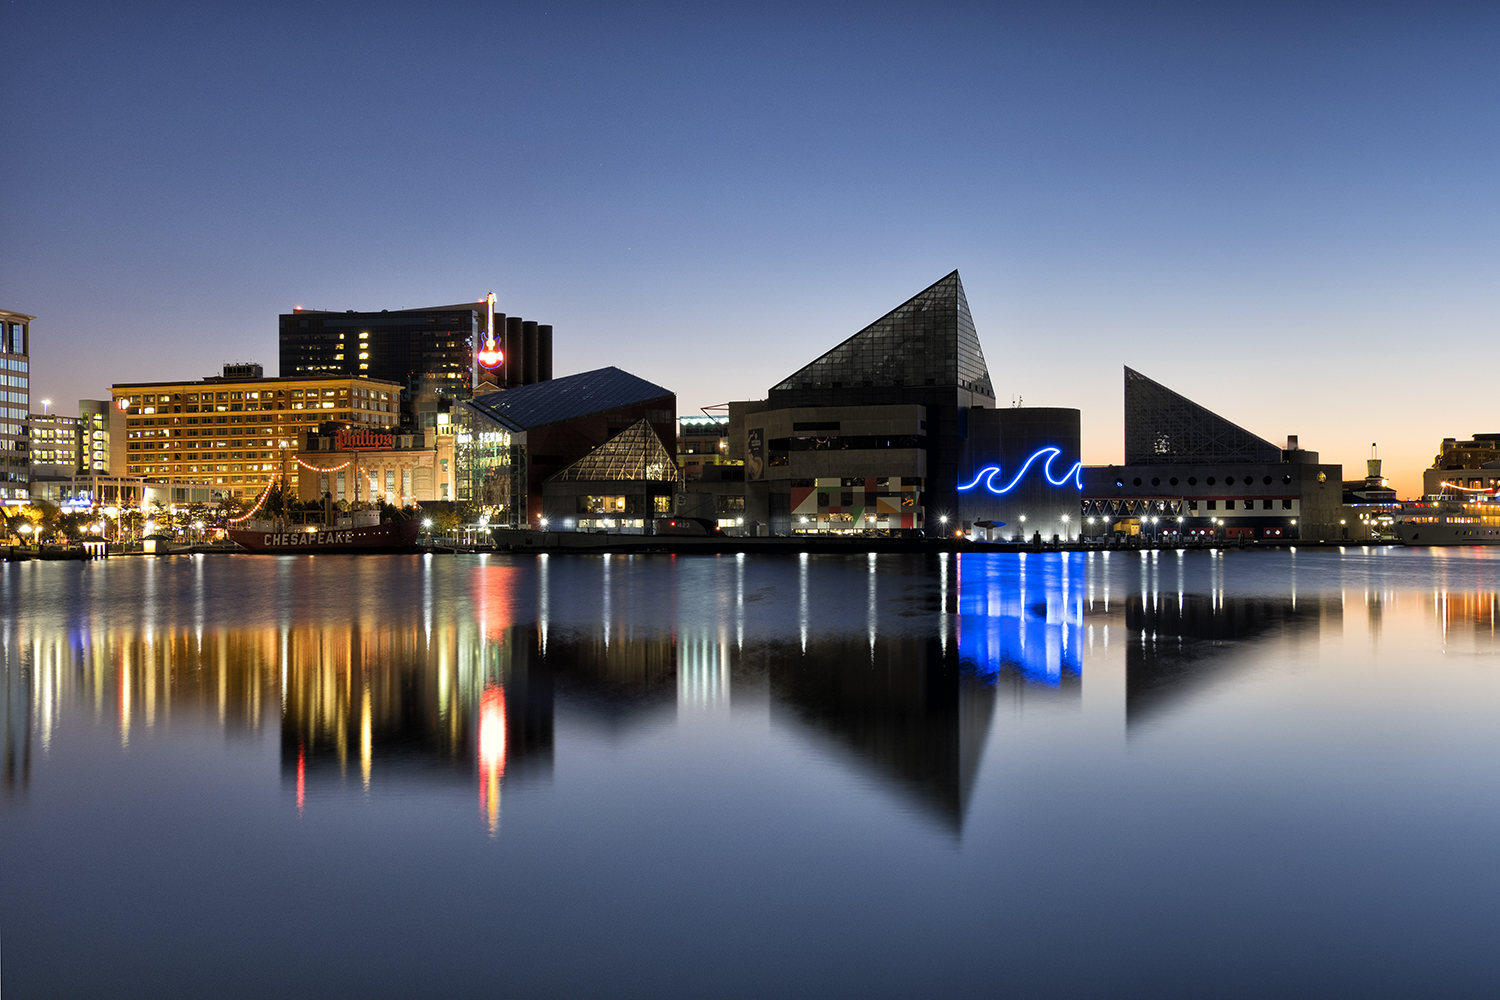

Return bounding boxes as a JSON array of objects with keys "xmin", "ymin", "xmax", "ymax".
[{"xmin": 468, "ymin": 366, "xmax": 673, "ymax": 431}]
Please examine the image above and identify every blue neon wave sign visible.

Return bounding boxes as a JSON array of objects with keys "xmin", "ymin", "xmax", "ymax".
[{"xmin": 958, "ymin": 447, "xmax": 1083, "ymax": 494}]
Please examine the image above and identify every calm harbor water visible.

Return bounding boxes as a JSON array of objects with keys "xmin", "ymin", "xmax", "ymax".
[{"xmin": 3, "ymin": 547, "xmax": 1499, "ymax": 998}]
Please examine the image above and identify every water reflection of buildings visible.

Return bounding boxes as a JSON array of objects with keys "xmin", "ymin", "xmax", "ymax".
[
  {"xmin": 955, "ymin": 553, "xmax": 1084, "ymax": 689},
  {"xmin": 12, "ymin": 555, "xmax": 1497, "ymax": 828},
  {"xmin": 767, "ymin": 634, "xmax": 994, "ymax": 830},
  {"xmin": 1118, "ymin": 592, "xmax": 1335, "ymax": 725},
  {"xmin": 280, "ymin": 622, "xmax": 554, "ymax": 833},
  {"xmin": 3, "ymin": 635, "xmax": 30, "ymax": 795}
]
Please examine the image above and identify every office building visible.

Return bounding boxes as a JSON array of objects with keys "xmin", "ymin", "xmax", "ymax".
[
  {"xmin": 112, "ymin": 366, "xmax": 402, "ymax": 499},
  {"xmin": 677, "ymin": 415, "xmax": 734, "ymax": 479},
  {"xmin": 279, "ymin": 299, "xmax": 553, "ymax": 404},
  {"xmin": 78, "ymin": 399, "xmax": 125, "ymax": 476},
  {"xmin": 27, "ymin": 412, "xmax": 80, "ymax": 478},
  {"xmin": 455, "ymin": 366, "xmax": 676, "ymax": 527},
  {"xmin": 1422, "ymin": 433, "xmax": 1500, "ymax": 497},
  {"xmin": 0, "ymin": 309, "xmax": 32, "ymax": 503},
  {"xmin": 1080, "ymin": 368, "xmax": 1350, "ymax": 541}
]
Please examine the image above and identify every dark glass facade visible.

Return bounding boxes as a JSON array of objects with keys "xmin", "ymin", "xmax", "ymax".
[
  {"xmin": 770, "ymin": 271, "xmax": 992, "ymax": 397},
  {"xmin": 279, "ymin": 304, "xmax": 480, "ymax": 404},
  {"xmin": 1124, "ymin": 367, "xmax": 1281, "ymax": 465}
]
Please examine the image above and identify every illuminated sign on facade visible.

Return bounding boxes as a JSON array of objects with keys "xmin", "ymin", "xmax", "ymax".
[
  {"xmin": 958, "ymin": 446, "xmax": 1083, "ymax": 494},
  {"xmin": 336, "ymin": 429, "xmax": 394, "ymax": 451}
]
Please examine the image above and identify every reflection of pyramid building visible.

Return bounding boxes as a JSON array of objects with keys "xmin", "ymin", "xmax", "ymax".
[
  {"xmin": 771, "ymin": 271, "xmax": 993, "ymax": 397},
  {"xmin": 1123, "ymin": 593, "xmax": 1333, "ymax": 727},
  {"xmin": 770, "ymin": 634, "xmax": 994, "ymax": 832},
  {"xmin": 550, "ymin": 419, "xmax": 679, "ymax": 484},
  {"xmin": 1124, "ymin": 367, "xmax": 1281, "ymax": 465}
]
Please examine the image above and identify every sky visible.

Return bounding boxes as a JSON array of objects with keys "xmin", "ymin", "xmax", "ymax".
[{"xmin": 3, "ymin": 0, "xmax": 1497, "ymax": 497}]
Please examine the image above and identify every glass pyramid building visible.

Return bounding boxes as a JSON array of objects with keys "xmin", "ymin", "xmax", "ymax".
[
  {"xmin": 770, "ymin": 271, "xmax": 994, "ymax": 399},
  {"xmin": 1124, "ymin": 367, "xmax": 1281, "ymax": 465},
  {"xmin": 549, "ymin": 418, "xmax": 680, "ymax": 485}
]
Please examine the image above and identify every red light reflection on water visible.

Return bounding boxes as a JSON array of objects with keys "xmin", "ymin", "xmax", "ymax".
[
  {"xmin": 296, "ymin": 743, "xmax": 306, "ymax": 816},
  {"xmin": 478, "ymin": 684, "xmax": 507, "ymax": 835}
]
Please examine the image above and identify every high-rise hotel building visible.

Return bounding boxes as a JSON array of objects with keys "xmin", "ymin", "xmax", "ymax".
[
  {"xmin": 0, "ymin": 309, "xmax": 31, "ymax": 503},
  {"xmin": 112, "ymin": 364, "xmax": 402, "ymax": 498},
  {"xmin": 279, "ymin": 300, "xmax": 553, "ymax": 401}
]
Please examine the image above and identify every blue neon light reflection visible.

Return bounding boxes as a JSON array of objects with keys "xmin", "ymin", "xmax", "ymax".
[
  {"xmin": 957, "ymin": 553, "xmax": 1083, "ymax": 685},
  {"xmin": 958, "ymin": 447, "xmax": 1082, "ymax": 493}
]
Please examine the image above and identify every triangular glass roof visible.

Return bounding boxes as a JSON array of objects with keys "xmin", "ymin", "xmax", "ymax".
[
  {"xmin": 1124, "ymin": 367, "xmax": 1282, "ymax": 465},
  {"xmin": 548, "ymin": 419, "xmax": 680, "ymax": 483},
  {"xmin": 770, "ymin": 271, "xmax": 994, "ymax": 397}
]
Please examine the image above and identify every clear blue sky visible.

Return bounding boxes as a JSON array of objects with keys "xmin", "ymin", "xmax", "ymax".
[{"xmin": 4, "ymin": 1, "xmax": 1497, "ymax": 495}]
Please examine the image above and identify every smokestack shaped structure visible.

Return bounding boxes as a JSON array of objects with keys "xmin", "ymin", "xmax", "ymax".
[
  {"xmin": 522, "ymin": 321, "xmax": 539, "ymax": 385},
  {"xmin": 472, "ymin": 301, "xmax": 555, "ymax": 390},
  {"xmin": 537, "ymin": 325, "xmax": 553, "ymax": 382},
  {"xmin": 505, "ymin": 317, "xmax": 524, "ymax": 388}
]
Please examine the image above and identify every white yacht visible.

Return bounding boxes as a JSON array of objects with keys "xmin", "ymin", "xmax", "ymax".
[{"xmin": 1395, "ymin": 488, "xmax": 1500, "ymax": 546}]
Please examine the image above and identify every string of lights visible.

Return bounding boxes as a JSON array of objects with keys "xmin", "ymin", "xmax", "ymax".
[
  {"xmin": 228, "ymin": 474, "xmax": 278, "ymax": 524},
  {"xmin": 295, "ymin": 456, "xmax": 352, "ymax": 472}
]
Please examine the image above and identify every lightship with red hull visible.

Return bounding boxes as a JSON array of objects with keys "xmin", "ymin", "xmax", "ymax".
[{"xmin": 226, "ymin": 518, "xmax": 422, "ymax": 554}]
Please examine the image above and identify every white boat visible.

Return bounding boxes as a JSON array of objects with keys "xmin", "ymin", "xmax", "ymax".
[{"xmin": 1394, "ymin": 487, "xmax": 1500, "ymax": 546}]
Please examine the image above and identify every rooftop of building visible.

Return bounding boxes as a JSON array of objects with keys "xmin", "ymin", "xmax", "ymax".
[
  {"xmin": 769, "ymin": 270, "xmax": 994, "ymax": 399},
  {"xmin": 1124, "ymin": 367, "xmax": 1285, "ymax": 466},
  {"xmin": 468, "ymin": 366, "xmax": 673, "ymax": 432},
  {"xmin": 286, "ymin": 302, "xmax": 486, "ymax": 316},
  {"xmin": 112, "ymin": 373, "xmax": 404, "ymax": 389}
]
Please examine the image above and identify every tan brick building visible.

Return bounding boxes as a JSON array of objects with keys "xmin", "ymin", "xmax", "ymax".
[{"xmin": 112, "ymin": 365, "xmax": 402, "ymax": 499}]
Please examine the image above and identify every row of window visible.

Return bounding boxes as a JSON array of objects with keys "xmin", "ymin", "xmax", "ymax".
[
  {"xmin": 577, "ymin": 495, "xmax": 674, "ymax": 514},
  {"xmin": 1122, "ymin": 472, "xmax": 1323, "ymax": 488},
  {"xmin": 816, "ymin": 492, "xmax": 917, "ymax": 507},
  {"xmin": 769, "ymin": 434, "xmax": 926, "ymax": 452},
  {"xmin": 128, "ymin": 388, "xmax": 391, "ymax": 404},
  {"xmin": 1187, "ymin": 499, "xmax": 1294, "ymax": 511},
  {"xmin": 790, "ymin": 477, "xmax": 923, "ymax": 488},
  {"xmin": 129, "ymin": 467, "xmax": 270, "ymax": 483}
]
